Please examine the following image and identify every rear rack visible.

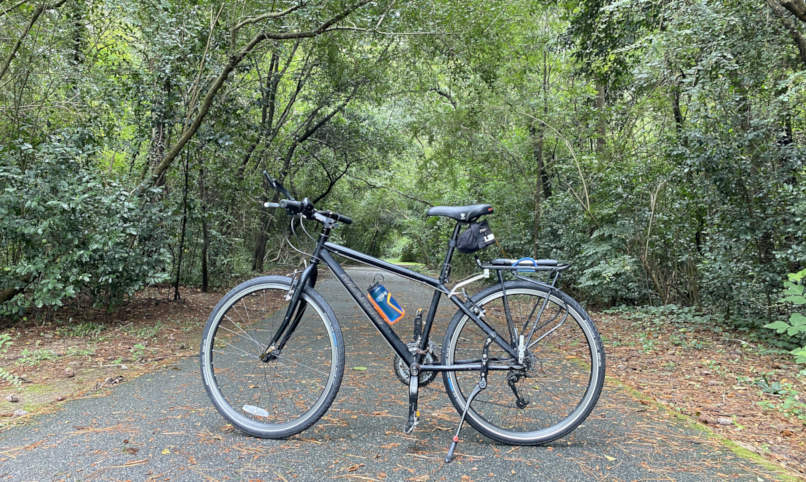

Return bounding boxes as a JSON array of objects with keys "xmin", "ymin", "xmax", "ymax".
[
  {"xmin": 481, "ymin": 257, "xmax": 570, "ymax": 273},
  {"xmin": 478, "ymin": 257, "xmax": 569, "ymax": 290}
]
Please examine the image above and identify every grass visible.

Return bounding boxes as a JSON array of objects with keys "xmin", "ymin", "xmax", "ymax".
[
  {"xmin": 17, "ymin": 349, "xmax": 59, "ymax": 366},
  {"xmin": 130, "ymin": 343, "xmax": 147, "ymax": 361},
  {"xmin": 57, "ymin": 321, "xmax": 105, "ymax": 338},
  {"xmin": 0, "ymin": 333, "xmax": 22, "ymax": 386},
  {"xmin": 125, "ymin": 322, "xmax": 163, "ymax": 339},
  {"xmin": 65, "ymin": 346, "xmax": 96, "ymax": 357}
]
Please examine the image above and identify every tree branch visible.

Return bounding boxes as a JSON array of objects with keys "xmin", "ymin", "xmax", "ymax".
[
  {"xmin": 326, "ymin": 26, "xmax": 442, "ymax": 36},
  {"xmin": 769, "ymin": 0, "xmax": 806, "ymax": 66},
  {"xmin": 134, "ymin": 0, "xmax": 371, "ymax": 196},
  {"xmin": 312, "ymin": 161, "xmax": 350, "ymax": 204},
  {"xmin": 183, "ymin": 4, "xmax": 225, "ymax": 129},
  {"xmin": 779, "ymin": 0, "xmax": 806, "ymax": 22},
  {"xmin": 346, "ymin": 172, "xmax": 433, "ymax": 206},
  {"xmin": 430, "ymin": 86, "xmax": 456, "ymax": 108},
  {"xmin": 0, "ymin": 0, "xmax": 27, "ymax": 18},
  {"xmin": 0, "ymin": 0, "xmax": 68, "ymax": 83},
  {"xmin": 231, "ymin": 2, "xmax": 307, "ymax": 33}
]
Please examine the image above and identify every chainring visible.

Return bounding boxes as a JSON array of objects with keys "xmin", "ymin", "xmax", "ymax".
[{"xmin": 393, "ymin": 341, "xmax": 439, "ymax": 386}]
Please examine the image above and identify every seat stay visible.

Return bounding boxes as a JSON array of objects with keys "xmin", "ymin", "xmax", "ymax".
[{"xmin": 445, "ymin": 291, "xmax": 519, "ymax": 359}]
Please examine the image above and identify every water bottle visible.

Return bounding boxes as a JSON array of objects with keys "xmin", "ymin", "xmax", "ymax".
[{"xmin": 367, "ymin": 282, "xmax": 405, "ymax": 325}]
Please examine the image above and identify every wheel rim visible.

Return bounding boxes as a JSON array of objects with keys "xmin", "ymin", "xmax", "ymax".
[
  {"xmin": 201, "ymin": 282, "xmax": 339, "ymax": 434},
  {"xmin": 445, "ymin": 287, "xmax": 602, "ymax": 443}
]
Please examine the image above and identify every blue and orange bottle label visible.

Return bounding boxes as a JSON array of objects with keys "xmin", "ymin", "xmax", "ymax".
[{"xmin": 367, "ymin": 283, "xmax": 405, "ymax": 324}]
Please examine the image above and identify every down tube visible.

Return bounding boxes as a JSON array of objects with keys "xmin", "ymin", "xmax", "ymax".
[{"xmin": 319, "ymin": 250, "xmax": 413, "ymax": 365}]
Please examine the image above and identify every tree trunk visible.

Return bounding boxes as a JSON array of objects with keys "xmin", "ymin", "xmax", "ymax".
[
  {"xmin": 148, "ymin": 77, "xmax": 173, "ymax": 188},
  {"xmin": 174, "ymin": 156, "xmax": 190, "ymax": 300},
  {"xmin": 252, "ymin": 207, "xmax": 274, "ymax": 273},
  {"xmin": 0, "ymin": 274, "xmax": 32, "ymax": 305},
  {"xmin": 671, "ymin": 82, "xmax": 684, "ymax": 135},
  {"xmin": 532, "ymin": 52, "xmax": 552, "ymax": 256},
  {"xmin": 531, "ymin": 123, "xmax": 545, "ymax": 257},
  {"xmin": 251, "ymin": 82, "xmax": 360, "ymax": 272},
  {"xmin": 595, "ymin": 80, "xmax": 607, "ymax": 157},
  {"xmin": 199, "ymin": 165, "xmax": 210, "ymax": 292}
]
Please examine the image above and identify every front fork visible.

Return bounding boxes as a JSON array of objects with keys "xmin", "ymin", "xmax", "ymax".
[{"xmin": 260, "ymin": 264, "xmax": 318, "ymax": 362}]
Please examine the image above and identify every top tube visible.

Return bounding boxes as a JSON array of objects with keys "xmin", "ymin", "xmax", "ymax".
[{"xmin": 324, "ymin": 242, "xmax": 444, "ymax": 290}]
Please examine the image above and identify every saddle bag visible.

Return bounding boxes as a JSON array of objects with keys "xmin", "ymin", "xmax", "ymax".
[{"xmin": 456, "ymin": 220, "xmax": 495, "ymax": 254}]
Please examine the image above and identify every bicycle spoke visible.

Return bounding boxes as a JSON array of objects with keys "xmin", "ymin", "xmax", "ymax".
[
  {"xmin": 201, "ymin": 281, "xmax": 343, "ymax": 438},
  {"xmin": 212, "ymin": 340, "xmax": 256, "ymax": 359},
  {"xmin": 274, "ymin": 353, "xmax": 331, "ymax": 378},
  {"xmin": 472, "ymin": 397, "xmax": 517, "ymax": 410},
  {"xmin": 222, "ymin": 314, "xmax": 264, "ymax": 348},
  {"xmin": 528, "ymin": 310, "xmax": 569, "ymax": 349},
  {"xmin": 444, "ymin": 283, "xmax": 603, "ymax": 444}
]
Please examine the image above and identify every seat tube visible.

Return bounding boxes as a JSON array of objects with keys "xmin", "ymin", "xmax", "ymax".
[
  {"xmin": 418, "ymin": 222, "xmax": 462, "ymax": 353},
  {"xmin": 438, "ymin": 223, "xmax": 462, "ymax": 284}
]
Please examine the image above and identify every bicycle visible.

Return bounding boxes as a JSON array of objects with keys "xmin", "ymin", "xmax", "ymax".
[{"xmin": 200, "ymin": 173, "xmax": 605, "ymax": 462}]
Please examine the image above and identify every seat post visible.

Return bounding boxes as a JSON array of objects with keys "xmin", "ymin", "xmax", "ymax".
[{"xmin": 438, "ymin": 222, "xmax": 463, "ymax": 284}]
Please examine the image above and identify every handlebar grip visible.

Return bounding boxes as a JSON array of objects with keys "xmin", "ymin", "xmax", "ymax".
[
  {"xmin": 327, "ymin": 211, "xmax": 352, "ymax": 225},
  {"xmin": 279, "ymin": 199, "xmax": 302, "ymax": 210},
  {"xmin": 263, "ymin": 202, "xmax": 280, "ymax": 208}
]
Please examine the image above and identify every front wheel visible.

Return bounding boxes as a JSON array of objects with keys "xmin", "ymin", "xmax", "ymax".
[
  {"xmin": 200, "ymin": 276, "xmax": 344, "ymax": 438},
  {"xmin": 442, "ymin": 281, "xmax": 604, "ymax": 445}
]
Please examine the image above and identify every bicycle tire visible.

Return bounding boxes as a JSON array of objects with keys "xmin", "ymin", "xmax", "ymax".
[
  {"xmin": 200, "ymin": 275, "xmax": 344, "ymax": 438},
  {"xmin": 441, "ymin": 280, "xmax": 604, "ymax": 445}
]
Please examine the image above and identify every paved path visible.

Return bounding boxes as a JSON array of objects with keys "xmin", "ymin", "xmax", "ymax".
[{"xmin": 0, "ymin": 268, "xmax": 780, "ymax": 480}]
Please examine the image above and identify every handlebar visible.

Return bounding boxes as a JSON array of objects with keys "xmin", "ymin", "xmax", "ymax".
[
  {"xmin": 319, "ymin": 209, "xmax": 353, "ymax": 225},
  {"xmin": 262, "ymin": 171, "xmax": 352, "ymax": 225}
]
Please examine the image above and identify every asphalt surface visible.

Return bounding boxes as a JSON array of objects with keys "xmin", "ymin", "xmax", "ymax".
[{"xmin": 0, "ymin": 267, "xmax": 781, "ymax": 480}]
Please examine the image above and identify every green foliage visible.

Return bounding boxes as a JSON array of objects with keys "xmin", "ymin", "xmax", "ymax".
[
  {"xmin": 754, "ymin": 374, "xmax": 806, "ymax": 423},
  {"xmin": 126, "ymin": 322, "xmax": 163, "ymax": 340},
  {"xmin": 765, "ymin": 269, "xmax": 806, "ymax": 364},
  {"xmin": 0, "ymin": 0, "xmax": 804, "ymax": 353},
  {"xmin": 0, "ymin": 333, "xmax": 22, "ymax": 386},
  {"xmin": 0, "ymin": 368, "xmax": 21, "ymax": 387},
  {"xmin": 65, "ymin": 346, "xmax": 96, "ymax": 357},
  {"xmin": 0, "ymin": 132, "xmax": 170, "ymax": 315},
  {"xmin": 0, "ymin": 333, "xmax": 13, "ymax": 351},
  {"xmin": 17, "ymin": 348, "xmax": 58, "ymax": 366},
  {"xmin": 131, "ymin": 343, "xmax": 147, "ymax": 361},
  {"xmin": 58, "ymin": 321, "xmax": 106, "ymax": 338}
]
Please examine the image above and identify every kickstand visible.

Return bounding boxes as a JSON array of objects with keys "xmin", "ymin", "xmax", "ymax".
[
  {"xmin": 404, "ymin": 363, "xmax": 419, "ymax": 433},
  {"xmin": 445, "ymin": 337, "xmax": 492, "ymax": 463}
]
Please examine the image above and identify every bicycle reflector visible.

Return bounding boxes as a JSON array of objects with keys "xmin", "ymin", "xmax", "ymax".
[{"xmin": 367, "ymin": 283, "xmax": 405, "ymax": 324}]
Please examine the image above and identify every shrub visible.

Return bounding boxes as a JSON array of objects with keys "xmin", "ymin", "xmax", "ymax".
[
  {"xmin": 0, "ymin": 134, "xmax": 170, "ymax": 316},
  {"xmin": 765, "ymin": 269, "xmax": 806, "ymax": 367}
]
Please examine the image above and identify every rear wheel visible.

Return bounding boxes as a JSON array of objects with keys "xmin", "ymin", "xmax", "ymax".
[
  {"xmin": 200, "ymin": 276, "xmax": 344, "ymax": 438},
  {"xmin": 442, "ymin": 281, "xmax": 604, "ymax": 445}
]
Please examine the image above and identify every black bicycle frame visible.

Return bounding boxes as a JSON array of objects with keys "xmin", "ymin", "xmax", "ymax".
[{"xmin": 265, "ymin": 218, "xmax": 521, "ymax": 373}]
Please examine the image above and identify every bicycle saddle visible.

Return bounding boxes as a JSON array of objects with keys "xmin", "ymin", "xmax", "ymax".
[{"xmin": 426, "ymin": 204, "xmax": 493, "ymax": 222}]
